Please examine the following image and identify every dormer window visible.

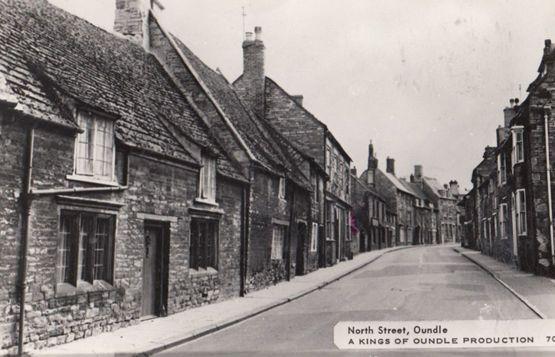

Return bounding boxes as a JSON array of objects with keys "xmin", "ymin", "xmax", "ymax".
[
  {"xmin": 74, "ymin": 110, "xmax": 115, "ymax": 182},
  {"xmin": 199, "ymin": 155, "xmax": 216, "ymax": 202}
]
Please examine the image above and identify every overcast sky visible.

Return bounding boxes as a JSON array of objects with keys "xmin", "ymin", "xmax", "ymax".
[{"xmin": 50, "ymin": 0, "xmax": 555, "ymax": 190}]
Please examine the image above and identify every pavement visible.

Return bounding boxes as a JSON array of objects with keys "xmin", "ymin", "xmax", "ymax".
[
  {"xmin": 28, "ymin": 244, "xmax": 555, "ymax": 356},
  {"xmin": 453, "ymin": 246, "xmax": 555, "ymax": 319},
  {"xmin": 157, "ymin": 245, "xmax": 548, "ymax": 356},
  {"xmin": 30, "ymin": 245, "xmax": 410, "ymax": 357}
]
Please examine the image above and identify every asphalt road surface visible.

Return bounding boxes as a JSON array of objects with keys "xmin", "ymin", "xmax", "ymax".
[{"xmin": 157, "ymin": 245, "xmax": 553, "ymax": 356}]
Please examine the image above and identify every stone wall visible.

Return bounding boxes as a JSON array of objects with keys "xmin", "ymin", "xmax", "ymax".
[
  {"xmin": 246, "ymin": 170, "xmax": 290, "ymax": 292},
  {"xmin": 0, "ymin": 117, "xmax": 244, "ymax": 352}
]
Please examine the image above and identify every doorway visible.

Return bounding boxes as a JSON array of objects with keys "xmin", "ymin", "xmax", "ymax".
[
  {"xmin": 142, "ymin": 221, "xmax": 169, "ymax": 318},
  {"xmin": 296, "ymin": 222, "xmax": 307, "ymax": 275}
]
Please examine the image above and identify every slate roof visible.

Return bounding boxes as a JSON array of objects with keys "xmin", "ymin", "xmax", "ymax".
[
  {"xmin": 171, "ymin": 36, "xmax": 311, "ymax": 189},
  {"xmin": 0, "ymin": 0, "xmax": 244, "ymax": 181},
  {"xmin": 401, "ymin": 180, "xmax": 429, "ymax": 202},
  {"xmin": 352, "ymin": 173, "xmax": 386, "ymax": 202},
  {"xmin": 379, "ymin": 169, "xmax": 414, "ymax": 196},
  {"xmin": 422, "ymin": 177, "xmax": 444, "ymax": 197}
]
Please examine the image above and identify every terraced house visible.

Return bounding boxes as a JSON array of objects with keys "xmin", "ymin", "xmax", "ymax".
[
  {"xmin": 0, "ymin": 0, "xmax": 324, "ymax": 353},
  {"xmin": 354, "ymin": 142, "xmax": 397, "ymax": 251},
  {"xmin": 234, "ymin": 27, "xmax": 352, "ymax": 266},
  {"xmin": 465, "ymin": 39, "xmax": 555, "ymax": 278}
]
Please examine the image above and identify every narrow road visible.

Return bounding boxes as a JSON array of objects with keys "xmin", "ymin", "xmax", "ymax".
[{"xmin": 157, "ymin": 246, "xmax": 547, "ymax": 356}]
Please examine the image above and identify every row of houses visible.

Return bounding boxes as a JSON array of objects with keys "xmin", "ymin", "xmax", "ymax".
[
  {"xmin": 351, "ymin": 143, "xmax": 462, "ymax": 255},
  {"xmin": 461, "ymin": 39, "xmax": 555, "ymax": 278},
  {"xmin": 0, "ymin": 0, "xmax": 459, "ymax": 353}
]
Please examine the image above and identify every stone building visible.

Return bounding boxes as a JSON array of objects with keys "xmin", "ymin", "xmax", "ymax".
[
  {"xmin": 402, "ymin": 177, "xmax": 437, "ymax": 245},
  {"xmin": 0, "ymin": 0, "xmax": 318, "ymax": 353},
  {"xmin": 417, "ymin": 169, "xmax": 460, "ymax": 245},
  {"xmin": 351, "ymin": 164, "xmax": 394, "ymax": 254},
  {"xmin": 0, "ymin": 0, "xmax": 250, "ymax": 351},
  {"xmin": 464, "ymin": 39, "xmax": 555, "ymax": 278},
  {"xmin": 234, "ymin": 27, "xmax": 352, "ymax": 267},
  {"xmin": 363, "ymin": 145, "xmax": 415, "ymax": 245},
  {"xmin": 459, "ymin": 188, "xmax": 477, "ymax": 249}
]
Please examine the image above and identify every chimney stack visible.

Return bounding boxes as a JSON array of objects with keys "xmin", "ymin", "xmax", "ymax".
[
  {"xmin": 366, "ymin": 141, "xmax": 378, "ymax": 186},
  {"xmin": 114, "ymin": 0, "xmax": 163, "ymax": 49},
  {"xmin": 414, "ymin": 165, "xmax": 423, "ymax": 182},
  {"xmin": 242, "ymin": 26, "xmax": 266, "ymax": 118},
  {"xmin": 291, "ymin": 95, "xmax": 304, "ymax": 106},
  {"xmin": 503, "ymin": 98, "xmax": 518, "ymax": 129},
  {"xmin": 386, "ymin": 157, "xmax": 395, "ymax": 175},
  {"xmin": 449, "ymin": 180, "xmax": 460, "ymax": 196}
]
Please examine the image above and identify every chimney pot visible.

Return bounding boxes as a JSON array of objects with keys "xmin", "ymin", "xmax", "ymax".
[
  {"xmin": 509, "ymin": 98, "xmax": 515, "ymax": 106},
  {"xmin": 245, "ymin": 32, "xmax": 254, "ymax": 41},
  {"xmin": 291, "ymin": 95, "xmax": 303, "ymax": 106},
  {"xmin": 514, "ymin": 98, "xmax": 519, "ymax": 106},
  {"xmin": 255, "ymin": 26, "xmax": 262, "ymax": 41}
]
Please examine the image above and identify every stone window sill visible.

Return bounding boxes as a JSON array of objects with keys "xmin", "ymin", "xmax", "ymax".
[
  {"xmin": 66, "ymin": 174, "xmax": 120, "ymax": 187},
  {"xmin": 189, "ymin": 267, "xmax": 218, "ymax": 277},
  {"xmin": 194, "ymin": 197, "xmax": 219, "ymax": 207},
  {"xmin": 55, "ymin": 279, "xmax": 114, "ymax": 297}
]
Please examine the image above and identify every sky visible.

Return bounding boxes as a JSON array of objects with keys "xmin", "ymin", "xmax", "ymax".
[{"xmin": 49, "ymin": 0, "xmax": 555, "ymax": 190}]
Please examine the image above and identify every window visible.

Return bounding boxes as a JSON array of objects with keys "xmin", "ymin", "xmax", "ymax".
[
  {"xmin": 325, "ymin": 144, "xmax": 332, "ymax": 174},
  {"xmin": 190, "ymin": 219, "xmax": 218, "ymax": 270},
  {"xmin": 310, "ymin": 223, "xmax": 318, "ymax": 252},
  {"xmin": 311, "ymin": 173, "xmax": 318, "ymax": 202},
  {"xmin": 278, "ymin": 177, "xmax": 286, "ymax": 199},
  {"xmin": 499, "ymin": 203, "xmax": 508, "ymax": 239},
  {"xmin": 199, "ymin": 156, "xmax": 216, "ymax": 202},
  {"xmin": 492, "ymin": 214, "xmax": 498, "ymax": 240},
  {"xmin": 512, "ymin": 127, "xmax": 524, "ymax": 165},
  {"xmin": 516, "ymin": 189, "xmax": 527, "ymax": 235},
  {"xmin": 271, "ymin": 225, "xmax": 286, "ymax": 260},
  {"xmin": 498, "ymin": 152, "xmax": 507, "ymax": 185},
  {"xmin": 56, "ymin": 210, "xmax": 115, "ymax": 285},
  {"xmin": 75, "ymin": 111, "xmax": 115, "ymax": 181}
]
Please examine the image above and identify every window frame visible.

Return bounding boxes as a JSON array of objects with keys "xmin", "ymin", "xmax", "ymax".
[
  {"xmin": 56, "ymin": 210, "xmax": 116, "ymax": 287},
  {"xmin": 198, "ymin": 155, "xmax": 217, "ymax": 203},
  {"xmin": 516, "ymin": 188, "xmax": 527, "ymax": 235},
  {"xmin": 498, "ymin": 152, "xmax": 507, "ymax": 185},
  {"xmin": 189, "ymin": 218, "xmax": 219, "ymax": 271},
  {"xmin": 499, "ymin": 203, "xmax": 508, "ymax": 239},
  {"xmin": 512, "ymin": 126, "xmax": 524, "ymax": 166},
  {"xmin": 73, "ymin": 110, "xmax": 116, "ymax": 183},
  {"xmin": 310, "ymin": 222, "xmax": 318, "ymax": 252},
  {"xmin": 271, "ymin": 224, "xmax": 286, "ymax": 260},
  {"xmin": 278, "ymin": 177, "xmax": 286, "ymax": 200}
]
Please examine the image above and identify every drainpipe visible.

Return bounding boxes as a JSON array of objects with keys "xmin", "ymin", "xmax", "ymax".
[
  {"xmin": 286, "ymin": 183, "xmax": 295, "ymax": 281},
  {"xmin": 544, "ymin": 112, "xmax": 555, "ymax": 266},
  {"xmin": 17, "ymin": 126, "xmax": 34, "ymax": 356}
]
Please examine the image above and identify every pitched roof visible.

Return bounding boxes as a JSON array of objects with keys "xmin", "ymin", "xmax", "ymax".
[
  {"xmin": 352, "ymin": 173, "xmax": 386, "ymax": 202},
  {"xmin": 170, "ymin": 36, "xmax": 311, "ymax": 189},
  {"xmin": 401, "ymin": 180, "xmax": 429, "ymax": 201},
  {"xmin": 263, "ymin": 76, "xmax": 352, "ymax": 163},
  {"xmin": 0, "ymin": 0, "xmax": 244, "ymax": 180},
  {"xmin": 378, "ymin": 169, "xmax": 414, "ymax": 196}
]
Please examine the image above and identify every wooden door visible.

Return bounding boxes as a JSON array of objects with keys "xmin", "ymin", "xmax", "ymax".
[{"xmin": 142, "ymin": 223, "xmax": 166, "ymax": 317}]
